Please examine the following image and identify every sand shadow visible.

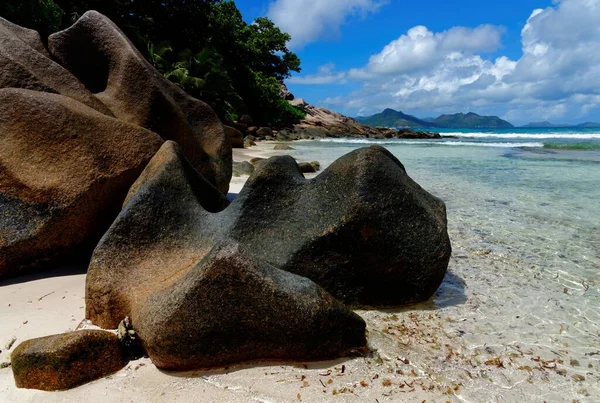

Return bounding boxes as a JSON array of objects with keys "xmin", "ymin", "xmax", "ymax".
[
  {"xmin": 158, "ymin": 355, "xmax": 358, "ymax": 379},
  {"xmin": 0, "ymin": 263, "xmax": 88, "ymax": 287},
  {"xmin": 370, "ymin": 269, "xmax": 467, "ymax": 314}
]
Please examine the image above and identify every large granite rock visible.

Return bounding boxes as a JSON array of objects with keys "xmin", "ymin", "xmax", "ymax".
[
  {"xmin": 229, "ymin": 145, "xmax": 451, "ymax": 306},
  {"xmin": 135, "ymin": 242, "xmax": 366, "ymax": 370},
  {"xmin": 11, "ymin": 330, "xmax": 125, "ymax": 391},
  {"xmin": 0, "ymin": 89, "xmax": 162, "ymax": 278},
  {"xmin": 224, "ymin": 125, "xmax": 244, "ymax": 148},
  {"xmin": 87, "ymin": 141, "xmax": 449, "ymax": 320},
  {"xmin": 48, "ymin": 11, "xmax": 231, "ymax": 193},
  {"xmin": 86, "ymin": 142, "xmax": 366, "ymax": 370},
  {"xmin": 0, "ymin": 17, "xmax": 111, "ymax": 114}
]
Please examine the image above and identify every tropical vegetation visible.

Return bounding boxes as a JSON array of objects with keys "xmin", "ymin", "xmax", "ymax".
[{"xmin": 0, "ymin": 0, "xmax": 305, "ymax": 126}]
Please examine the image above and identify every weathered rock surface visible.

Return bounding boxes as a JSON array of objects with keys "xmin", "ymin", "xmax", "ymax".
[
  {"xmin": 0, "ymin": 17, "xmax": 111, "ymax": 114},
  {"xmin": 224, "ymin": 125, "xmax": 244, "ymax": 148},
  {"xmin": 256, "ymin": 127, "xmax": 272, "ymax": 138},
  {"xmin": 137, "ymin": 242, "xmax": 366, "ymax": 370},
  {"xmin": 48, "ymin": 11, "xmax": 231, "ymax": 193},
  {"xmin": 0, "ymin": 89, "xmax": 162, "ymax": 278},
  {"xmin": 86, "ymin": 142, "xmax": 366, "ymax": 370},
  {"xmin": 230, "ymin": 147, "xmax": 451, "ymax": 306},
  {"xmin": 11, "ymin": 330, "xmax": 125, "ymax": 391},
  {"xmin": 87, "ymin": 142, "xmax": 450, "ymax": 331}
]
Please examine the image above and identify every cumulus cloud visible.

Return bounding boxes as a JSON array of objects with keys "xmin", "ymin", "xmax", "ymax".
[
  {"xmin": 348, "ymin": 24, "xmax": 504, "ymax": 77},
  {"xmin": 267, "ymin": 0, "xmax": 385, "ymax": 49},
  {"xmin": 294, "ymin": 0, "xmax": 600, "ymax": 123},
  {"xmin": 288, "ymin": 63, "xmax": 347, "ymax": 84}
]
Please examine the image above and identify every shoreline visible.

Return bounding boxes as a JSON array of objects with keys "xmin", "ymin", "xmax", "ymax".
[{"xmin": 2, "ymin": 140, "xmax": 598, "ymax": 402}]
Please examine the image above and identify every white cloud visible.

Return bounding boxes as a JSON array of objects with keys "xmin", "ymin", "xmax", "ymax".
[
  {"xmin": 291, "ymin": 0, "xmax": 600, "ymax": 123},
  {"xmin": 347, "ymin": 24, "xmax": 504, "ymax": 78},
  {"xmin": 288, "ymin": 63, "xmax": 347, "ymax": 84},
  {"xmin": 267, "ymin": 0, "xmax": 385, "ymax": 49}
]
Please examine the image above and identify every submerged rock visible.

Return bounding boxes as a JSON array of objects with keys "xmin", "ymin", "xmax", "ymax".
[
  {"xmin": 0, "ymin": 89, "xmax": 162, "ymax": 279},
  {"xmin": 11, "ymin": 330, "xmax": 125, "ymax": 391},
  {"xmin": 48, "ymin": 11, "xmax": 231, "ymax": 193}
]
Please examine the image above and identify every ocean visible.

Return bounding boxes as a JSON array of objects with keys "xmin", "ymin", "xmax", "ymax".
[{"xmin": 284, "ymin": 128, "xmax": 600, "ymax": 401}]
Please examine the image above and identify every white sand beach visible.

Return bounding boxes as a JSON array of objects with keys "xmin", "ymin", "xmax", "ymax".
[{"xmin": 1, "ymin": 140, "xmax": 598, "ymax": 403}]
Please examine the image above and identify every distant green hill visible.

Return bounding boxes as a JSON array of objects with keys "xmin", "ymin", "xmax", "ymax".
[
  {"xmin": 520, "ymin": 121, "xmax": 559, "ymax": 128},
  {"xmin": 576, "ymin": 122, "xmax": 600, "ymax": 128},
  {"xmin": 432, "ymin": 112, "xmax": 514, "ymax": 128},
  {"xmin": 356, "ymin": 109, "xmax": 436, "ymax": 128},
  {"xmin": 520, "ymin": 121, "xmax": 600, "ymax": 128}
]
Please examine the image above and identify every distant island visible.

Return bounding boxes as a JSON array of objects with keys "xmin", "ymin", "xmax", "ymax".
[
  {"xmin": 520, "ymin": 121, "xmax": 600, "ymax": 128},
  {"xmin": 355, "ymin": 108, "xmax": 437, "ymax": 128},
  {"xmin": 357, "ymin": 109, "xmax": 513, "ymax": 129}
]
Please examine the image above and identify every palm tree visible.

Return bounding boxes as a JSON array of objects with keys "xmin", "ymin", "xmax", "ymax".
[{"xmin": 148, "ymin": 41, "xmax": 244, "ymax": 122}]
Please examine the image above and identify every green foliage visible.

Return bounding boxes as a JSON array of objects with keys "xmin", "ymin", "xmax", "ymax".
[
  {"xmin": 149, "ymin": 42, "xmax": 244, "ymax": 123},
  {"xmin": 2, "ymin": 0, "xmax": 304, "ymax": 126},
  {"xmin": 245, "ymin": 71, "xmax": 305, "ymax": 127},
  {"xmin": 0, "ymin": 0, "xmax": 64, "ymax": 40}
]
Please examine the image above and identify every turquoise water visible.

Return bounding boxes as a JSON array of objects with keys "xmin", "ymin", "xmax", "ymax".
[{"xmin": 281, "ymin": 129, "xmax": 600, "ymax": 401}]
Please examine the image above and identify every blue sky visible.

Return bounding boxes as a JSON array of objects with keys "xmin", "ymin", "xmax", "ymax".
[{"xmin": 237, "ymin": 0, "xmax": 600, "ymax": 124}]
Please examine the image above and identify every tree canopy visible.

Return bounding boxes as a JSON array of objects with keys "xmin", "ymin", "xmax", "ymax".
[{"xmin": 0, "ymin": 0, "xmax": 304, "ymax": 126}]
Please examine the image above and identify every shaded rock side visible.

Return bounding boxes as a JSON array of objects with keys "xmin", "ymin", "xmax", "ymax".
[
  {"xmin": 229, "ymin": 146, "xmax": 452, "ymax": 306},
  {"xmin": 48, "ymin": 11, "xmax": 231, "ymax": 193},
  {"xmin": 0, "ymin": 88, "xmax": 163, "ymax": 278},
  {"xmin": 86, "ymin": 142, "xmax": 365, "ymax": 370},
  {"xmin": 11, "ymin": 330, "xmax": 125, "ymax": 391},
  {"xmin": 135, "ymin": 242, "xmax": 366, "ymax": 370},
  {"xmin": 0, "ymin": 17, "xmax": 111, "ymax": 115},
  {"xmin": 86, "ymin": 141, "xmax": 230, "ymax": 328}
]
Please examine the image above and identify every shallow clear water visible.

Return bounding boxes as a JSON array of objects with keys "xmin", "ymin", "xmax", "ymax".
[{"xmin": 286, "ymin": 133, "xmax": 600, "ymax": 401}]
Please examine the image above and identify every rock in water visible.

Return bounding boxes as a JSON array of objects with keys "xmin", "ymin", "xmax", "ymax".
[
  {"xmin": 48, "ymin": 11, "xmax": 231, "ymax": 193},
  {"xmin": 11, "ymin": 330, "xmax": 125, "ymax": 391},
  {"xmin": 0, "ymin": 17, "xmax": 111, "ymax": 115},
  {"xmin": 0, "ymin": 89, "xmax": 162, "ymax": 279},
  {"xmin": 86, "ymin": 142, "xmax": 366, "ymax": 370},
  {"xmin": 274, "ymin": 144, "xmax": 294, "ymax": 150}
]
